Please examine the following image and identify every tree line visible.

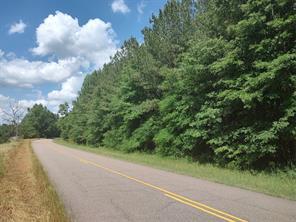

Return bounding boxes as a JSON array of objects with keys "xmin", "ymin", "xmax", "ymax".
[
  {"xmin": 1, "ymin": 0, "xmax": 295, "ymax": 170},
  {"xmin": 59, "ymin": 0, "xmax": 295, "ymax": 170},
  {"xmin": 0, "ymin": 104, "xmax": 59, "ymax": 143}
]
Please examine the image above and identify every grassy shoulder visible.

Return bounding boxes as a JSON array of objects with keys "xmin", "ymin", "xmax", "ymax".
[
  {"xmin": 0, "ymin": 139, "xmax": 69, "ymax": 222},
  {"xmin": 0, "ymin": 141, "xmax": 17, "ymax": 177},
  {"xmin": 55, "ymin": 138, "xmax": 296, "ymax": 200}
]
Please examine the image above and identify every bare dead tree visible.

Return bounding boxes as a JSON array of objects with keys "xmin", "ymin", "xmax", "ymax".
[{"xmin": 0, "ymin": 100, "xmax": 25, "ymax": 137}]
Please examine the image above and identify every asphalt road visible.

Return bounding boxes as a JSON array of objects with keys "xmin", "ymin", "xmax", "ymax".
[{"xmin": 32, "ymin": 139, "xmax": 296, "ymax": 222}]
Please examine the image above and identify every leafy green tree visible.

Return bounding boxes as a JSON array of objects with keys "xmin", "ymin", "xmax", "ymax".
[
  {"xmin": 158, "ymin": 0, "xmax": 296, "ymax": 168},
  {"xmin": 143, "ymin": 0, "xmax": 196, "ymax": 67},
  {"xmin": 58, "ymin": 102, "xmax": 70, "ymax": 117},
  {"xmin": 20, "ymin": 104, "xmax": 60, "ymax": 138},
  {"xmin": 59, "ymin": 0, "xmax": 296, "ymax": 170},
  {"xmin": 0, "ymin": 124, "xmax": 13, "ymax": 143}
]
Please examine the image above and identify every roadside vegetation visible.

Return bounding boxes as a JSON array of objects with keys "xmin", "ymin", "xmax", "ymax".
[
  {"xmin": 0, "ymin": 103, "xmax": 59, "ymax": 144},
  {"xmin": 54, "ymin": 0, "xmax": 295, "ymax": 200},
  {"xmin": 57, "ymin": 0, "xmax": 295, "ymax": 172},
  {"xmin": 0, "ymin": 0, "xmax": 294, "ymax": 202},
  {"xmin": 20, "ymin": 104, "xmax": 60, "ymax": 138},
  {"xmin": 0, "ymin": 124, "xmax": 14, "ymax": 144},
  {"xmin": 0, "ymin": 141, "xmax": 17, "ymax": 177},
  {"xmin": 0, "ymin": 140, "xmax": 69, "ymax": 222},
  {"xmin": 55, "ymin": 138, "xmax": 296, "ymax": 200}
]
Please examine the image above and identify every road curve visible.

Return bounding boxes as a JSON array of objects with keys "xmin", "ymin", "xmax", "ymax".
[{"xmin": 32, "ymin": 139, "xmax": 296, "ymax": 222}]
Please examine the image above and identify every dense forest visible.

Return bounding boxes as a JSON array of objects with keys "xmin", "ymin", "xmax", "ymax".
[
  {"xmin": 58, "ymin": 0, "xmax": 296, "ymax": 170},
  {"xmin": 20, "ymin": 0, "xmax": 296, "ymax": 170}
]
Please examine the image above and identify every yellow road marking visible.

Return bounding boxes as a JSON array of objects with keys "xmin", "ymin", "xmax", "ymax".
[
  {"xmin": 79, "ymin": 158, "xmax": 89, "ymax": 164},
  {"xmin": 164, "ymin": 193, "xmax": 236, "ymax": 222},
  {"xmin": 84, "ymin": 159, "xmax": 247, "ymax": 222},
  {"xmin": 50, "ymin": 145, "xmax": 248, "ymax": 222}
]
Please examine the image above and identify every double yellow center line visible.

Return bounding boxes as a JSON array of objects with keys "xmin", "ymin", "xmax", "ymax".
[{"xmin": 51, "ymin": 146, "xmax": 248, "ymax": 222}]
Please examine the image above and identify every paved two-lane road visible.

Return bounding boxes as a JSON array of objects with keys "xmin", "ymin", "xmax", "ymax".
[{"xmin": 32, "ymin": 139, "xmax": 296, "ymax": 222}]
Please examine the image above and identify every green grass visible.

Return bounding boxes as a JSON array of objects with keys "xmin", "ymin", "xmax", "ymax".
[{"xmin": 54, "ymin": 138, "xmax": 296, "ymax": 200}]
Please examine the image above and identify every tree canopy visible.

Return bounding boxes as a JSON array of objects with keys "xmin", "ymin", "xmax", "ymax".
[
  {"xmin": 0, "ymin": 124, "xmax": 13, "ymax": 143},
  {"xmin": 21, "ymin": 104, "xmax": 59, "ymax": 138},
  {"xmin": 58, "ymin": 0, "xmax": 296, "ymax": 170}
]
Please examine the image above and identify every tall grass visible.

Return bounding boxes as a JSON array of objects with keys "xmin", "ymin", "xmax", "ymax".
[
  {"xmin": 55, "ymin": 138, "xmax": 296, "ymax": 200},
  {"xmin": 0, "ymin": 153, "xmax": 4, "ymax": 177},
  {"xmin": 0, "ymin": 140, "xmax": 69, "ymax": 222},
  {"xmin": 0, "ymin": 142, "xmax": 16, "ymax": 177}
]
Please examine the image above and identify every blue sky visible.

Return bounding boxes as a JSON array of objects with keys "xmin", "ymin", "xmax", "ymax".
[{"xmin": 0, "ymin": 0, "xmax": 166, "ymax": 114}]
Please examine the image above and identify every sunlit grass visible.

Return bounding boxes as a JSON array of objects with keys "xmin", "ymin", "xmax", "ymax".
[
  {"xmin": 55, "ymin": 138, "xmax": 296, "ymax": 200},
  {"xmin": 0, "ymin": 141, "xmax": 17, "ymax": 177},
  {"xmin": 0, "ymin": 140, "xmax": 69, "ymax": 221}
]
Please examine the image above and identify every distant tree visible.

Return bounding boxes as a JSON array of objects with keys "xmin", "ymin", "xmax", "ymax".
[
  {"xmin": 20, "ymin": 104, "xmax": 60, "ymax": 138},
  {"xmin": 0, "ymin": 100, "xmax": 24, "ymax": 137},
  {"xmin": 58, "ymin": 102, "xmax": 70, "ymax": 117},
  {"xmin": 57, "ymin": 102, "xmax": 73, "ymax": 140},
  {"xmin": 0, "ymin": 124, "xmax": 13, "ymax": 143}
]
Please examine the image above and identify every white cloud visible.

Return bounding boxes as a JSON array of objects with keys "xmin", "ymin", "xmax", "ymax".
[
  {"xmin": 5, "ymin": 52, "xmax": 16, "ymax": 59},
  {"xmin": 9, "ymin": 20, "xmax": 27, "ymax": 34},
  {"xmin": 48, "ymin": 76, "xmax": 84, "ymax": 104},
  {"xmin": 0, "ymin": 49, "xmax": 4, "ymax": 58},
  {"xmin": 32, "ymin": 11, "xmax": 117, "ymax": 69},
  {"xmin": 0, "ymin": 75, "xmax": 83, "ymax": 116},
  {"xmin": 137, "ymin": 1, "xmax": 146, "ymax": 14},
  {"xmin": 0, "ymin": 94, "xmax": 9, "ymax": 107},
  {"xmin": 111, "ymin": 0, "xmax": 130, "ymax": 14},
  {"xmin": 0, "ymin": 95, "xmax": 26, "ymax": 124},
  {"xmin": 12, "ymin": 76, "xmax": 84, "ymax": 113},
  {"xmin": 1, "ymin": 11, "xmax": 119, "ymax": 115},
  {"xmin": 19, "ymin": 99, "xmax": 48, "ymax": 109},
  {"xmin": 0, "ymin": 95, "xmax": 52, "ymax": 124},
  {"xmin": 0, "ymin": 94, "xmax": 46, "ymax": 113},
  {"xmin": 0, "ymin": 55, "xmax": 82, "ymax": 87},
  {"xmin": 0, "ymin": 95, "xmax": 8, "ymax": 123}
]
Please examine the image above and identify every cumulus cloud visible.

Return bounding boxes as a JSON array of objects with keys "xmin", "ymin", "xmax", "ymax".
[
  {"xmin": 137, "ymin": 1, "xmax": 146, "ymax": 14},
  {"xmin": 32, "ymin": 11, "xmax": 117, "ymax": 68},
  {"xmin": 0, "ymin": 49, "xmax": 4, "ymax": 58},
  {"xmin": 111, "ymin": 0, "xmax": 130, "ymax": 14},
  {"xmin": 48, "ymin": 75, "xmax": 84, "ymax": 104},
  {"xmin": 18, "ymin": 99, "xmax": 48, "ymax": 108},
  {"xmin": 2, "ymin": 12, "xmax": 118, "ymax": 88},
  {"xmin": 0, "ymin": 94, "xmax": 12, "ymax": 123},
  {"xmin": 9, "ymin": 20, "xmax": 27, "ymax": 34},
  {"xmin": 7, "ymin": 76, "xmax": 83, "ymax": 113},
  {"xmin": 0, "ymin": 76, "xmax": 83, "ymax": 115},
  {"xmin": 1, "ymin": 11, "xmax": 119, "ymax": 114},
  {"xmin": 0, "ymin": 94, "xmax": 9, "ymax": 107},
  {"xmin": 0, "ymin": 54, "xmax": 82, "ymax": 87}
]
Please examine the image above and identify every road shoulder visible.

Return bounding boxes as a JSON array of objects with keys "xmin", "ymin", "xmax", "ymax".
[{"xmin": 0, "ymin": 140, "xmax": 69, "ymax": 221}]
